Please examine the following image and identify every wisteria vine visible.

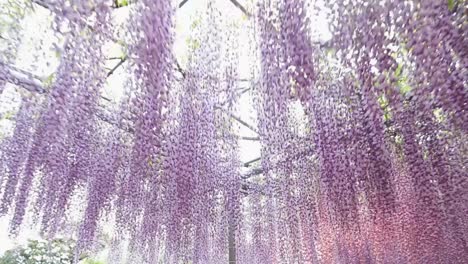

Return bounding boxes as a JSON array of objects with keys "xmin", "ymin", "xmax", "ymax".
[{"xmin": 0, "ymin": 0, "xmax": 466, "ymax": 263}]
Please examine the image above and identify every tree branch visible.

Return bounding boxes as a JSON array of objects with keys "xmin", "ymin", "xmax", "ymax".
[
  {"xmin": 30, "ymin": 0, "xmax": 119, "ymax": 42},
  {"xmin": 240, "ymin": 181, "xmax": 268, "ymax": 196},
  {"xmin": 241, "ymin": 147, "xmax": 315, "ymax": 179},
  {"xmin": 179, "ymin": 0, "xmax": 190, "ymax": 8},
  {"xmin": 95, "ymin": 108, "xmax": 134, "ymax": 133},
  {"xmin": 244, "ymin": 156, "xmax": 261, "ymax": 167},
  {"xmin": 0, "ymin": 62, "xmax": 46, "ymax": 94},
  {"xmin": 215, "ymin": 105, "xmax": 258, "ymax": 134},
  {"xmin": 175, "ymin": 60, "xmax": 186, "ymax": 78},
  {"xmin": 240, "ymin": 136, "xmax": 259, "ymax": 141},
  {"xmin": 107, "ymin": 57, "xmax": 127, "ymax": 77},
  {"xmin": 228, "ymin": 0, "xmax": 251, "ymax": 17},
  {"xmin": 30, "ymin": 0, "xmax": 50, "ymax": 10},
  {"xmin": 0, "ymin": 62, "xmax": 134, "ymax": 133},
  {"xmin": 219, "ymin": 86, "xmax": 252, "ymax": 107},
  {"xmin": 107, "ymin": 56, "xmax": 124, "ymax": 60}
]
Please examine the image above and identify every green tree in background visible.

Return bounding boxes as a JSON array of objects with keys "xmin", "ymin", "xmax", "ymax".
[{"xmin": 0, "ymin": 239, "xmax": 104, "ymax": 264}]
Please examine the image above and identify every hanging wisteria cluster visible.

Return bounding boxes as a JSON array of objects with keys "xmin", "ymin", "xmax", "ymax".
[{"xmin": 0, "ymin": 0, "xmax": 466, "ymax": 263}]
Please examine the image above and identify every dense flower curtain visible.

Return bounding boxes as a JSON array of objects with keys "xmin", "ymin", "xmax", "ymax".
[{"xmin": 0, "ymin": 0, "xmax": 466, "ymax": 263}]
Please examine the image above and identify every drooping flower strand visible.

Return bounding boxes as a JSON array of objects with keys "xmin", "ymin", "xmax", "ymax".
[
  {"xmin": 394, "ymin": 4, "xmax": 468, "ymax": 256},
  {"xmin": 2, "ymin": 0, "xmax": 113, "ymax": 237},
  {"xmin": 0, "ymin": 97, "xmax": 39, "ymax": 218},
  {"xmin": 115, "ymin": 0, "xmax": 174, "ymax": 234},
  {"xmin": 70, "ymin": 7, "xmax": 125, "ymax": 257},
  {"xmin": 254, "ymin": 2, "xmax": 286, "ymax": 263},
  {"xmin": 162, "ymin": 6, "xmax": 235, "ymax": 262},
  {"xmin": 405, "ymin": 1, "xmax": 467, "ymax": 131},
  {"xmin": 333, "ymin": 0, "xmax": 399, "ymax": 218},
  {"xmin": 38, "ymin": 5, "xmax": 113, "ymax": 237},
  {"xmin": 399, "ymin": 2, "xmax": 468, "ymax": 257},
  {"xmin": 321, "ymin": 1, "xmax": 409, "ymax": 260},
  {"xmin": 75, "ymin": 129, "xmax": 122, "ymax": 258},
  {"xmin": 324, "ymin": 0, "xmax": 468, "ymax": 261},
  {"xmin": 220, "ymin": 21, "xmax": 243, "ymax": 264},
  {"xmin": 279, "ymin": 0, "xmax": 315, "ymax": 100},
  {"xmin": 50, "ymin": 3, "xmax": 113, "ymax": 237},
  {"xmin": 34, "ymin": 39, "xmax": 80, "ymax": 234},
  {"xmin": 253, "ymin": 1, "xmax": 319, "ymax": 262}
]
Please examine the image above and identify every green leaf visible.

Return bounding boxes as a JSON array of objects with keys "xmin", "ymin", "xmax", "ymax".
[
  {"xmin": 2, "ymin": 110, "xmax": 15, "ymax": 120},
  {"xmin": 326, "ymin": 48, "xmax": 336, "ymax": 57},
  {"xmin": 394, "ymin": 134, "xmax": 403, "ymax": 145},
  {"xmin": 398, "ymin": 76, "xmax": 411, "ymax": 95},
  {"xmin": 185, "ymin": 37, "xmax": 200, "ymax": 51},
  {"xmin": 433, "ymin": 108, "xmax": 446, "ymax": 123},
  {"xmin": 117, "ymin": 0, "xmax": 129, "ymax": 7},
  {"xmin": 378, "ymin": 94, "xmax": 393, "ymax": 123},
  {"xmin": 448, "ymin": 0, "xmax": 456, "ymax": 11},
  {"xmin": 44, "ymin": 73, "xmax": 55, "ymax": 88},
  {"xmin": 190, "ymin": 19, "xmax": 200, "ymax": 30},
  {"xmin": 394, "ymin": 63, "xmax": 403, "ymax": 78}
]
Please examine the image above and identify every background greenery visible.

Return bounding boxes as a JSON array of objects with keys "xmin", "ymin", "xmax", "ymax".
[{"xmin": 0, "ymin": 239, "xmax": 104, "ymax": 264}]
